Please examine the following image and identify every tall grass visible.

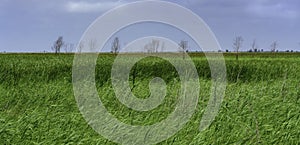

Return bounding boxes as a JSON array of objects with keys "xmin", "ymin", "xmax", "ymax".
[{"xmin": 0, "ymin": 53, "xmax": 299, "ymax": 144}]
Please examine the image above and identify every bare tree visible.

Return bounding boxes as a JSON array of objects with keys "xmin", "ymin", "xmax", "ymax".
[
  {"xmin": 64, "ymin": 43, "xmax": 75, "ymax": 53},
  {"xmin": 153, "ymin": 39, "xmax": 160, "ymax": 53},
  {"xmin": 144, "ymin": 39, "xmax": 161, "ymax": 53},
  {"xmin": 144, "ymin": 43, "xmax": 151, "ymax": 53},
  {"xmin": 179, "ymin": 40, "xmax": 188, "ymax": 59},
  {"xmin": 89, "ymin": 40, "xmax": 97, "ymax": 52},
  {"xmin": 179, "ymin": 40, "xmax": 188, "ymax": 52},
  {"xmin": 251, "ymin": 39, "xmax": 258, "ymax": 52},
  {"xmin": 77, "ymin": 41, "xmax": 84, "ymax": 53},
  {"xmin": 111, "ymin": 37, "xmax": 120, "ymax": 54},
  {"xmin": 161, "ymin": 42, "xmax": 165, "ymax": 52},
  {"xmin": 270, "ymin": 41, "xmax": 278, "ymax": 52},
  {"xmin": 233, "ymin": 36, "xmax": 243, "ymax": 60},
  {"xmin": 52, "ymin": 36, "xmax": 64, "ymax": 54}
]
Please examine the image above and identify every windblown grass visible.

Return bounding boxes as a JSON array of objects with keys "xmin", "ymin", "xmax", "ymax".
[{"xmin": 0, "ymin": 53, "xmax": 299, "ymax": 144}]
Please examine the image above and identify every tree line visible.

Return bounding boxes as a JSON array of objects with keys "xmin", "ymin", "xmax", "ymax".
[
  {"xmin": 51, "ymin": 36, "xmax": 189, "ymax": 54},
  {"xmin": 51, "ymin": 36, "xmax": 298, "ymax": 56},
  {"xmin": 231, "ymin": 36, "xmax": 299, "ymax": 60}
]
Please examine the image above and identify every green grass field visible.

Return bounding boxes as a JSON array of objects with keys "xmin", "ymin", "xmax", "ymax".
[{"xmin": 0, "ymin": 53, "xmax": 299, "ymax": 144}]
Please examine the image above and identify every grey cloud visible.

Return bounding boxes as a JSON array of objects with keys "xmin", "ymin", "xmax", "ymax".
[
  {"xmin": 245, "ymin": 0, "xmax": 299, "ymax": 19},
  {"xmin": 185, "ymin": 0, "xmax": 299, "ymax": 19},
  {"xmin": 64, "ymin": 0, "xmax": 126, "ymax": 13}
]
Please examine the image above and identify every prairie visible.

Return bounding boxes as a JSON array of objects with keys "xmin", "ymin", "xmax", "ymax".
[{"xmin": 0, "ymin": 53, "xmax": 299, "ymax": 144}]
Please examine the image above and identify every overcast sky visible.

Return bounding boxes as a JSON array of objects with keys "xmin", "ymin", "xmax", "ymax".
[{"xmin": 1, "ymin": 0, "xmax": 299, "ymax": 52}]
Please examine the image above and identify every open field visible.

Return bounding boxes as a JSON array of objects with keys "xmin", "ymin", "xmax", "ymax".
[{"xmin": 0, "ymin": 53, "xmax": 299, "ymax": 144}]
